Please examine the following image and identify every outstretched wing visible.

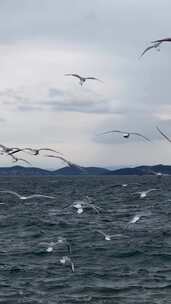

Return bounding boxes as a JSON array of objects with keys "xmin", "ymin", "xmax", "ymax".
[
  {"xmin": 38, "ymin": 148, "xmax": 62, "ymax": 154},
  {"xmin": 131, "ymin": 132, "xmax": 151, "ymax": 142},
  {"xmin": 0, "ymin": 190, "xmax": 21, "ymax": 198},
  {"xmin": 26, "ymin": 194, "xmax": 55, "ymax": 199},
  {"xmin": 97, "ymin": 130, "xmax": 125, "ymax": 136},
  {"xmin": 152, "ymin": 38, "xmax": 171, "ymax": 43},
  {"xmin": 95, "ymin": 229, "xmax": 106, "ymax": 237},
  {"xmin": 45, "ymin": 154, "xmax": 86, "ymax": 173},
  {"xmin": 139, "ymin": 45, "xmax": 156, "ymax": 58},
  {"xmin": 86, "ymin": 77, "xmax": 103, "ymax": 82},
  {"xmin": 156, "ymin": 126, "xmax": 171, "ymax": 143},
  {"xmin": 64, "ymin": 73, "xmax": 81, "ymax": 80}
]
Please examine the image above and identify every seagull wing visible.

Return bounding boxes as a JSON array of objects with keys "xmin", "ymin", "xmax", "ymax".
[
  {"xmin": 156, "ymin": 126, "xmax": 171, "ymax": 143},
  {"xmin": 152, "ymin": 38, "xmax": 171, "ymax": 43},
  {"xmin": 97, "ymin": 130, "xmax": 125, "ymax": 136},
  {"xmin": 95, "ymin": 230, "xmax": 106, "ymax": 237},
  {"xmin": 38, "ymin": 148, "xmax": 62, "ymax": 154},
  {"xmin": 64, "ymin": 73, "xmax": 82, "ymax": 80},
  {"xmin": 131, "ymin": 132, "xmax": 151, "ymax": 142},
  {"xmin": 0, "ymin": 190, "xmax": 21, "ymax": 198},
  {"xmin": 146, "ymin": 188, "xmax": 159, "ymax": 194},
  {"xmin": 26, "ymin": 194, "xmax": 55, "ymax": 199},
  {"xmin": 85, "ymin": 77, "xmax": 103, "ymax": 82},
  {"xmin": 139, "ymin": 45, "xmax": 156, "ymax": 58},
  {"xmin": 16, "ymin": 158, "xmax": 32, "ymax": 165},
  {"xmin": 84, "ymin": 202, "xmax": 100, "ymax": 213},
  {"xmin": 45, "ymin": 154, "xmax": 86, "ymax": 173}
]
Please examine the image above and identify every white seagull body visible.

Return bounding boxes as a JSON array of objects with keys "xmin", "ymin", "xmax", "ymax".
[
  {"xmin": 129, "ymin": 211, "xmax": 152, "ymax": 224},
  {"xmin": 65, "ymin": 73, "xmax": 102, "ymax": 86},
  {"xmin": 0, "ymin": 190, "xmax": 55, "ymax": 200},
  {"xmin": 60, "ymin": 256, "xmax": 75, "ymax": 272}
]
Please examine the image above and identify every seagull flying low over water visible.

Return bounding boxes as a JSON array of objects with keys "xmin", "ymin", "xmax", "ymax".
[
  {"xmin": 95, "ymin": 230, "xmax": 124, "ymax": 241},
  {"xmin": 68, "ymin": 198, "xmax": 100, "ymax": 214},
  {"xmin": 136, "ymin": 189, "xmax": 159, "ymax": 199},
  {"xmin": 0, "ymin": 190, "xmax": 55, "ymax": 200},
  {"xmin": 65, "ymin": 73, "xmax": 102, "ymax": 86},
  {"xmin": 128, "ymin": 211, "xmax": 152, "ymax": 224},
  {"xmin": 98, "ymin": 130, "xmax": 151, "ymax": 142},
  {"xmin": 59, "ymin": 256, "xmax": 75, "ymax": 273},
  {"xmin": 43, "ymin": 237, "xmax": 71, "ymax": 254},
  {"xmin": 140, "ymin": 41, "xmax": 161, "ymax": 58},
  {"xmin": 156, "ymin": 126, "xmax": 171, "ymax": 143}
]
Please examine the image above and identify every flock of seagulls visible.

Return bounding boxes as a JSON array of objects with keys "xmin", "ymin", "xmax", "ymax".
[{"xmin": 1, "ymin": 36, "xmax": 171, "ymax": 274}]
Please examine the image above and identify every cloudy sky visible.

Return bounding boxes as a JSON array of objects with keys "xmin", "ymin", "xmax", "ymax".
[{"xmin": 0, "ymin": 0, "xmax": 171, "ymax": 169}]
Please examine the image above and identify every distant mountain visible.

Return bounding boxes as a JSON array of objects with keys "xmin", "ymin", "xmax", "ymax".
[
  {"xmin": 53, "ymin": 166, "xmax": 110, "ymax": 175},
  {"xmin": 0, "ymin": 164, "xmax": 170, "ymax": 176},
  {"xmin": 0, "ymin": 166, "xmax": 50, "ymax": 176},
  {"xmin": 107, "ymin": 164, "xmax": 171, "ymax": 175},
  {"xmin": 0, "ymin": 165, "xmax": 110, "ymax": 176}
]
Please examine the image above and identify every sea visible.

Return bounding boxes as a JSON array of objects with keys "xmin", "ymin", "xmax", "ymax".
[{"xmin": 0, "ymin": 175, "xmax": 170, "ymax": 304}]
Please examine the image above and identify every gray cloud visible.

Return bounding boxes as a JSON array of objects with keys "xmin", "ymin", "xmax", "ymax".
[{"xmin": 0, "ymin": 0, "xmax": 171, "ymax": 167}]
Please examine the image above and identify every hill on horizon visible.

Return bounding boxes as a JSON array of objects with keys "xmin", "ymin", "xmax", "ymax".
[{"xmin": 0, "ymin": 164, "xmax": 170, "ymax": 176}]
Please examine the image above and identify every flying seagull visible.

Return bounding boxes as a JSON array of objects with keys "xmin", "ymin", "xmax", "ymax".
[
  {"xmin": 45, "ymin": 154, "xmax": 86, "ymax": 173},
  {"xmin": 0, "ymin": 144, "xmax": 23, "ymax": 155},
  {"xmin": 94, "ymin": 230, "xmax": 123, "ymax": 241},
  {"xmin": 156, "ymin": 126, "xmax": 171, "ymax": 143},
  {"xmin": 65, "ymin": 73, "xmax": 102, "ymax": 86},
  {"xmin": 9, "ymin": 154, "xmax": 31, "ymax": 165},
  {"xmin": 98, "ymin": 130, "xmax": 151, "ymax": 142},
  {"xmin": 23, "ymin": 148, "xmax": 62, "ymax": 156},
  {"xmin": 128, "ymin": 211, "xmax": 152, "ymax": 224},
  {"xmin": 136, "ymin": 188, "xmax": 159, "ymax": 198},
  {"xmin": 59, "ymin": 256, "xmax": 75, "ymax": 272},
  {"xmin": 0, "ymin": 190, "xmax": 55, "ymax": 200},
  {"xmin": 42, "ymin": 237, "xmax": 71, "ymax": 254},
  {"xmin": 140, "ymin": 41, "xmax": 162, "ymax": 58}
]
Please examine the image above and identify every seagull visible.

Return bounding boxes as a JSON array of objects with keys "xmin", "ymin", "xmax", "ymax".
[
  {"xmin": 45, "ymin": 154, "xmax": 86, "ymax": 173},
  {"xmin": 128, "ymin": 211, "xmax": 152, "ymax": 224},
  {"xmin": 43, "ymin": 237, "xmax": 71, "ymax": 254},
  {"xmin": 23, "ymin": 148, "xmax": 62, "ymax": 156},
  {"xmin": 65, "ymin": 73, "xmax": 102, "ymax": 86},
  {"xmin": 0, "ymin": 190, "xmax": 55, "ymax": 200},
  {"xmin": 156, "ymin": 126, "xmax": 171, "ymax": 143},
  {"xmin": 0, "ymin": 144, "xmax": 22, "ymax": 155},
  {"xmin": 9, "ymin": 154, "xmax": 32, "ymax": 165},
  {"xmin": 59, "ymin": 256, "xmax": 75, "ymax": 272},
  {"xmin": 98, "ymin": 130, "xmax": 151, "ymax": 142},
  {"xmin": 68, "ymin": 198, "xmax": 100, "ymax": 214},
  {"xmin": 95, "ymin": 230, "xmax": 123, "ymax": 241},
  {"xmin": 136, "ymin": 189, "xmax": 159, "ymax": 198},
  {"xmin": 140, "ymin": 41, "xmax": 161, "ymax": 58}
]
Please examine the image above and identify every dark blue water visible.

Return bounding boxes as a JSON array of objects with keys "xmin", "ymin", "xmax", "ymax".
[{"xmin": 0, "ymin": 175, "xmax": 170, "ymax": 304}]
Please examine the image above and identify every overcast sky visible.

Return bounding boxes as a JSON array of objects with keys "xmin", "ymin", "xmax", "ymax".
[{"xmin": 0, "ymin": 0, "xmax": 171, "ymax": 169}]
